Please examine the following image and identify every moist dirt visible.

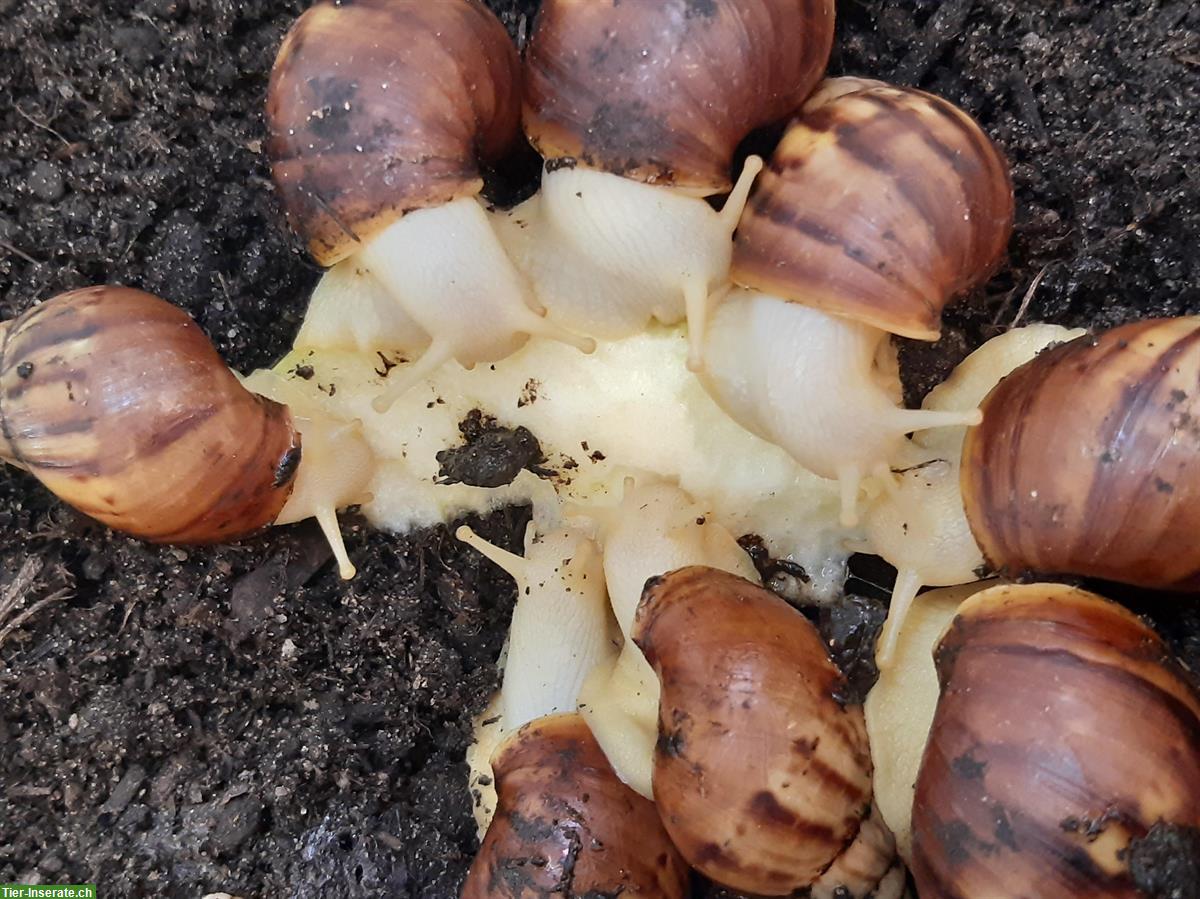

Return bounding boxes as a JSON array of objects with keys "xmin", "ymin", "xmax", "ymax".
[{"xmin": 0, "ymin": 0, "xmax": 1197, "ymax": 896}]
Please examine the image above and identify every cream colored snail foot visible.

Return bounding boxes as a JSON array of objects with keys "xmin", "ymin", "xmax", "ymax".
[
  {"xmin": 700, "ymin": 290, "xmax": 982, "ymax": 527},
  {"xmin": 495, "ymin": 156, "xmax": 764, "ymax": 369},
  {"xmin": 294, "ymin": 259, "xmax": 430, "ymax": 356},
  {"xmin": 455, "ymin": 524, "xmax": 614, "ymax": 733},
  {"xmin": 363, "ymin": 199, "xmax": 595, "ymax": 414},
  {"xmin": 867, "ymin": 457, "xmax": 983, "ymax": 668},
  {"xmin": 864, "ymin": 581, "xmax": 994, "ymax": 864}
]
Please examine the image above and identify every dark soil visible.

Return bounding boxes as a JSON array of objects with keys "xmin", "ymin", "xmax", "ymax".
[{"xmin": 0, "ymin": 1, "xmax": 1197, "ymax": 897}]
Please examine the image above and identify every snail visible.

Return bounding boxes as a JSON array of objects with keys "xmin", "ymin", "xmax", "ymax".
[
  {"xmin": 0, "ymin": 287, "xmax": 375, "ymax": 578},
  {"xmin": 457, "ymin": 525, "xmax": 691, "ymax": 897},
  {"xmin": 864, "ymin": 323, "xmax": 1085, "ymax": 667},
  {"xmin": 266, "ymin": 0, "xmax": 592, "ymax": 412},
  {"xmin": 634, "ymin": 566, "xmax": 902, "ymax": 897},
  {"xmin": 698, "ymin": 77, "xmax": 1014, "ymax": 525},
  {"xmin": 494, "ymin": 0, "xmax": 835, "ymax": 365},
  {"xmin": 912, "ymin": 583, "xmax": 1200, "ymax": 896},
  {"xmin": 863, "ymin": 580, "xmax": 996, "ymax": 862},
  {"xmin": 575, "ymin": 480, "xmax": 759, "ymax": 798},
  {"xmin": 0, "ymin": 287, "xmax": 301, "ymax": 545},
  {"xmin": 961, "ymin": 316, "xmax": 1200, "ymax": 589}
]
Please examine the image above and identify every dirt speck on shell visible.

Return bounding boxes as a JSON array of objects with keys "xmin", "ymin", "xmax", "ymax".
[{"xmin": 0, "ymin": 0, "xmax": 1197, "ymax": 896}]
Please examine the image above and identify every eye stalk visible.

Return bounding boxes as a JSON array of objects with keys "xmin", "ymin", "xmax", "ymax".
[{"xmin": 266, "ymin": 0, "xmax": 593, "ymax": 410}]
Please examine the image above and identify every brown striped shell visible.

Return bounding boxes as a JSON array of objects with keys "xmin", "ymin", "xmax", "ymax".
[
  {"xmin": 0, "ymin": 287, "xmax": 300, "ymax": 543},
  {"xmin": 633, "ymin": 567, "xmax": 896, "ymax": 896},
  {"xmin": 523, "ymin": 0, "xmax": 836, "ymax": 195},
  {"xmin": 912, "ymin": 583, "xmax": 1200, "ymax": 897},
  {"xmin": 732, "ymin": 77, "xmax": 1014, "ymax": 339},
  {"xmin": 461, "ymin": 712, "xmax": 691, "ymax": 899},
  {"xmin": 266, "ymin": 0, "xmax": 522, "ymax": 266},
  {"xmin": 961, "ymin": 317, "xmax": 1200, "ymax": 590}
]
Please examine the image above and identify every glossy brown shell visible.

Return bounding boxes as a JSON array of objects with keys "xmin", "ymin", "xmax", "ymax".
[
  {"xmin": 961, "ymin": 317, "xmax": 1200, "ymax": 589},
  {"xmin": 912, "ymin": 584, "xmax": 1200, "ymax": 897},
  {"xmin": 634, "ymin": 567, "xmax": 881, "ymax": 896},
  {"xmin": 524, "ymin": 0, "xmax": 835, "ymax": 194},
  {"xmin": 266, "ymin": 0, "xmax": 522, "ymax": 265},
  {"xmin": 461, "ymin": 713, "xmax": 691, "ymax": 899},
  {"xmin": 0, "ymin": 287, "xmax": 300, "ymax": 543},
  {"xmin": 732, "ymin": 78, "xmax": 1014, "ymax": 339}
]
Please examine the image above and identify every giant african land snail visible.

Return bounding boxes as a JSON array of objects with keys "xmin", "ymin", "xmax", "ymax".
[
  {"xmin": 912, "ymin": 584, "xmax": 1200, "ymax": 896},
  {"xmin": 0, "ymin": 287, "xmax": 374, "ymax": 577},
  {"xmin": 494, "ymin": 0, "xmax": 836, "ymax": 366},
  {"xmin": 698, "ymin": 77, "xmax": 1015, "ymax": 527},
  {"xmin": 634, "ymin": 567, "xmax": 904, "ymax": 897},
  {"xmin": 266, "ymin": 0, "xmax": 593, "ymax": 412},
  {"xmin": 575, "ymin": 480, "xmax": 760, "ymax": 799},
  {"xmin": 865, "ymin": 323, "xmax": 1084, "ymax": 666},
  {"xmin": 456, "ymin": 523, "xmax": 690, "ymax": 898}
]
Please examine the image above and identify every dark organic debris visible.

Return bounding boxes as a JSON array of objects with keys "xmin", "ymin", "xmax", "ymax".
[{"xmin": 436, "ymin": 410, "xmax": 550, "ymax": 488}]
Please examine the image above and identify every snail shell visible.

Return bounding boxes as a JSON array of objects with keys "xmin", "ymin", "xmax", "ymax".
[
  {"xmin": 912, "ymin": 583, "xmax": 1200, "ymax": 896},
  {"xmin": 266, "ymin": 0, "xmax": 521, "ymax": 266},
  {"xmin": 634, "ymin": 566, "xmax": 896, "ymax": 896},
  {"xmin": 524, "ymin": 0, "xmax": 835, "ymax": 194},
  {"xmin": 461, "ymin": 712, "xmax": 691, "ymax": 899},
  {"xmin": 961, "ymin": 317, "xmax": 1200, "ymax": 589},
  {"xmin": 0, "ymin": 287, "xmax": 300, "ymax": 543},
  {"xmin": 732, "ymin": 77, "xmax": 1014, "ymax": 340}
]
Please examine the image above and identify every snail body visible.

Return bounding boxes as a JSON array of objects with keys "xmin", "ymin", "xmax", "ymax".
[
  {"xmin": 503, "ymin": 0, "xmax": 835, "ymax": 364},
  {"xmin": 865, "ymin": 323, "xmax": 1084, "ymax": 666},
  {"xmin": 634, "ymin": 566, "xmax": 900, "ymax": 896},
  {"xmin": 494, "ymin": 157, "xmax": 762, "ymax": 365},
  {"xmin": 457, "ymin": 528, "xmax": 689, "ymax": 896},
  {"xmin": 461, "ymin": 713, "xmax": 691, "ymax": 899},
  {"xmin": 0, "ymin": 287, "xmax": 300, "ymax": 544},
  {"xmin": 267, "ymin": 0, "xmax": 592, "ymax": 412},
  {"xmin": 962, "ymin": 317, "xmax": 1200, "ymax": 589},
  {"xmin": 863, "ymin": 580, "xmax": 996, "ymax": 862},
  {"xmin": 457, "ymin": 524, "xmax": 615, "ymax": 735},
  {"xmin": 698, "ymin": 78, "xmax": 1013, "ymax": 524},
  {"xmin": 912, "ymin": 583, "xmax": 1200, "ymax": 896},
  {"xmin": 576, "ymin": 481, "xmax": 759, "ymax": 798},
  {"xmin": 699, "ymin": 289, "xmax": 981, "ymax": 524},
  {"xmin": 243, "ymin": 367, "xmax": 378, "ymax": 579}
]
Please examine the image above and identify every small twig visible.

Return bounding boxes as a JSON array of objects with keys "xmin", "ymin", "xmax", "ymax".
[
  {"xmin": 1010, "ymin": 265, "xmax": 1050, "ymax": 329},
  {"xmin": 0, "ymin": 557, "xmax": 43, "ymax": 621},
  {"xmin": 13, "ymin": 104, "xmax": 71, "ymax": 146},
  {"xmin": 0, "ymin": 589, "xmax": 69, "ymax": 650},
  {"xmin": 0, "ymin": 239, "xmax": 39, "ymax": 265}
]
